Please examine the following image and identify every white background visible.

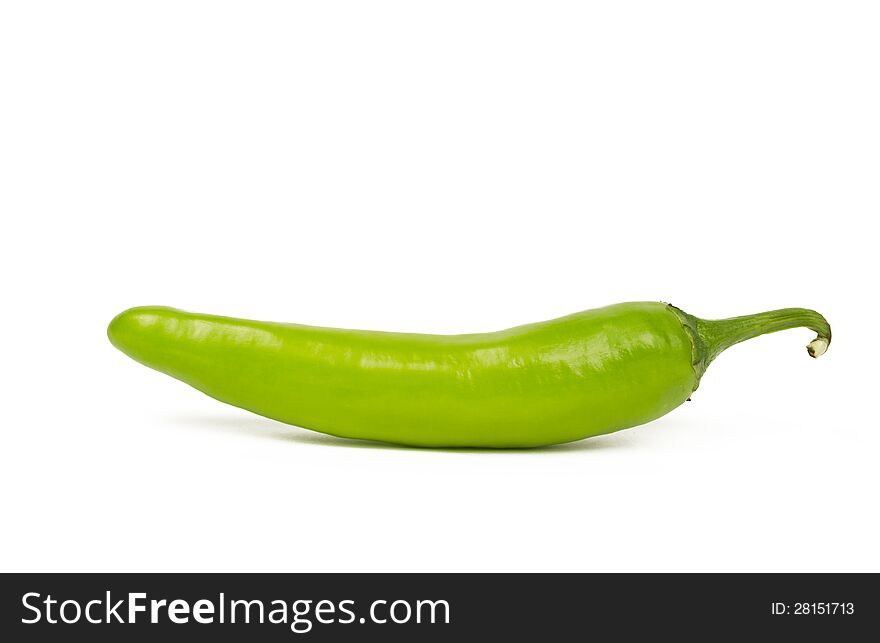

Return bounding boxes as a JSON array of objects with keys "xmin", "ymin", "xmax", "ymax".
[{"xmin": 1, "ymin": 2, "xmax": 877, "ymax": 572}]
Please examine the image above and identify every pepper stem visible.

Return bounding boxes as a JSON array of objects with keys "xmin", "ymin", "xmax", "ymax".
[{"xmin": 696, "ymin": 308, "xmax": 832, "ymax": 369}]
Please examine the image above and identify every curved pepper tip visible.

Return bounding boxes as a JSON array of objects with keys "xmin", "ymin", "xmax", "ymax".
[{"xmin": 107, "ymin": 306, "xmax": 181, "ymax": 354}]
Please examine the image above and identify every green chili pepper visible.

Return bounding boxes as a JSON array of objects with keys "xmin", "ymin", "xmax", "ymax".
[{"xmin": 107, "ymin": 302, "xmax": 830, "ymax": 447}]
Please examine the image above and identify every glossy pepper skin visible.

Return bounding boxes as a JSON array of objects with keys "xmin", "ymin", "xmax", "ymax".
[{"xmin": 107, "ymin": 302, "xmax": 831, "ymax": 448}]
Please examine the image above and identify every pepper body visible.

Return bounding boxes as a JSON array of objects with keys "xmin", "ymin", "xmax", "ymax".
[{"xmin": 108, "ymin": 302, "xmax": 830, "ymax": 447}]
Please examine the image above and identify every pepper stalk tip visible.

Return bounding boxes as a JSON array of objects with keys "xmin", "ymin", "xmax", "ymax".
[{"xmin": 807, "ymin": 337, "xmax": 829, "ymax": 358}]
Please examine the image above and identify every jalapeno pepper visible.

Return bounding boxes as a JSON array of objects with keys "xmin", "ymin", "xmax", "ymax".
[{"xmin": 107, "ymin": 302, "xmax": 830, "ymax": 447}]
